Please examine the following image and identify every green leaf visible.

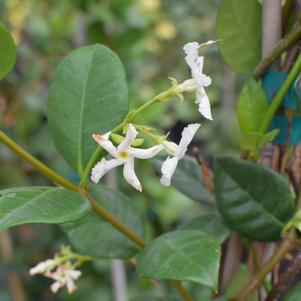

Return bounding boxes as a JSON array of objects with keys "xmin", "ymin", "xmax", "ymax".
[
  {"xmin": 237, "ymin": 78, "xmax": 269, "ymax": 134},
  {"xmin": 179, "ymin": 213, "xmax": 230, "ymax": 243},
  {"xmin": 214, "ymin": 156, "xmax": 294, "ymax": 241},
  {"xmin": 283, "ymin": 282, "xmax": 301, "ymax": 301},
  {"xmin": 0, "ymin": 23, "xmax": 17, "ymax": 80},
  {"xmin": 137, "ymin": 230, "xmax": 221, "ymax": 291},
  {"xmin": 130, "ymin": 296, "xmax": 180, "ymax": 301},
  {"xmin": 216, "ymin": 0, "xmax": 262, "ymax": 74},
  {"xmin": 153, "ymin": 156, "xmax": 214, "ymax": 204},
  {"xmin": 48, "ymin": 44, "xmax": 128, "ymax": 174},
  {"xmin": 0, "ymin": 187, "xmax": 91, "ymax": 230},
  {"xmin": 240, "ymin": 129, "xmax": 280, "ymax": 151},
  {"xmin": 225, "ymin": 265, "xmax": 258, "ymax": 301},
  {"xmin": 61, "ymin": 184, "xmax": 144, "ymax": 259}
]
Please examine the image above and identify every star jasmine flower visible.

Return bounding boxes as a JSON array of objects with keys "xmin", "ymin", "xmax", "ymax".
[
  {"xmin": 91, "ymin": 123, "xmax": 163, "ymax": 192},
  {"xmin": 183, "ymin": 41, "xmax": 216, "ymax": 120},
  {"xmin": 44, "ymin": 264, "xmax": 82, "ymax": 294},
  {"xmin": 160, "ymin": 123, "xmax": 201, "ymax": 186}
]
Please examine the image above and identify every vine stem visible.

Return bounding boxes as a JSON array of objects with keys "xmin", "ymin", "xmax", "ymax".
[
  {"xmin": 252, "ymin": 23, "xmax": 301, "ymax": 79},
  {"xmin": 0, "ymin": 130, "xmax": 194, "ymax": 301},
  {"xmin": 79, "ymin": 87, "xmax": 174, "ymax": 188},
  {"xmin": 259, "ymin": 52, "xmax": 301, "ymax": 135},
  {"xmin": 231, "ymin": 234, "xmax": 297, "ymax": 301}
]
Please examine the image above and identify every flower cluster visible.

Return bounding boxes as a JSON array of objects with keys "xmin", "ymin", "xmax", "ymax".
[
  {"xmin": 29, "ymin": 246, "xmax": 91, "ymax": 294},
  {"xmin": 91, "ymin": 41, "xmax": 214, "ymax": 191}
]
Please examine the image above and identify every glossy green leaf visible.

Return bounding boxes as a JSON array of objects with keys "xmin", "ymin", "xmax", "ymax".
[
  {"xmin": 179, "ymin": 213, "xmax": 230, "ymax": 243},
  {"xmin": 48, "ymin": 44, "xmax": 128, "ymax": 174},
  {"xmin": 137, "ymin": 230, "xmax": 221, "ymax": 290},
  {"xmin": 225, "ymin": 265, "xmax": 258, "ymax": 301},
  {"xmin": 240, "ymin": 129, "xmax": 280, "ymax": 151},
  {"xmin": 214, "ymin": 156, "xmax": 294, "ymax": 241},
  {"xmin": 237, "ymin": 78, "xmax": 269, "ymax": 134},
  {"xmin": 61, "ymin": 184, "xmax": 144, "ymax": 259},
  {"xmin": 0, "ymin": 23, "xmax": 17, "ymax": 80},
  {"xmin": 283, "ymin": 282, "xmax": 301, "ymax": 301},
  {"xmin": 0, "ymin": 187, "xmax": 91, "ymax": 230},
  {"xmin": 216, "ymin": 0, "xmax": 262, "ymax": 74},
  {"xmin": 130, "ymin": 296, "xmax": 180, "ymax": 301},
  {"xmin": 153, "ymin": 156, "xmax": 214, "ymax": 204}
]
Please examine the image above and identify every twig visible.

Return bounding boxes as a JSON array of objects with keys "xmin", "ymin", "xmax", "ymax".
[
  {"xmin": 252, "ymin": 23, "xmax": 301, "ymax": 79},
  {"xmin": 192, "ymin": 147, "xmax": 214, "ymax": 194},
  {"xmin": 266, "ymin": 252, "xmax": 301, "ymax": 301}
]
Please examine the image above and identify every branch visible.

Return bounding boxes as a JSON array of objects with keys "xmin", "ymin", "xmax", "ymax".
[
  {"xmin": 266, "ymin": 252, "xmax": 301, "ymax": 301},
  {"xmin": 231, "ymin": 234, "xmax": 297, "ymax": 301},
  {"xmin": 252, "ymin": 23, "xmax": 301, "ymax": 79}
]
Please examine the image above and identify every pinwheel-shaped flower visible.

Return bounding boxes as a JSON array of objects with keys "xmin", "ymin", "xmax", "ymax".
[
  {"xmin": 44, "ymin": 264, "xmax": 82, "ymax": 294},
  {"xmin": 91, "ymin": 123, "xmax": 163, "ymax": 191},
  {"xmin": 160, "ymin": 123, "xmax": 201, "ymax": 186},
  {"xmin": 183, "ymin": 41, "xmax": 215, "ymax": 120}
]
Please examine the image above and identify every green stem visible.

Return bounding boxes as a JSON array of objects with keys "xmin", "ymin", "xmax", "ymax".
[
  {"xmin": 258, "ymin": 52, "xmax": 301, "ymax": 135},
  {"xmin": 79, "ymin": 87, "xmax": 175, "ymax": 188},
  {"xmin": 0, "ymin": 131, "xmax": 194, "ymax": 301},
  {"xmin": 252, "ymin": 23, "xmax": 301, "ymax": 80}
]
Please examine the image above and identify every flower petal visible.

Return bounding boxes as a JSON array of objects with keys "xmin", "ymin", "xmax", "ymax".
[
  {"xmin": 160, "ymin": 156, "xmax": 179, "ymax": 187},
  {"xmin": 51, "ymin": 280, "xmax": 64, "ymax": 293},
  {"xmin": 196, "ymin": 87, "xmax": 213, "ymax": 120},
  {"xmin": 66, "ymin": 278, "xmax": 78, "ymax": 294},
  {"xmin": 117, "ymin": 124, "xmax": 138, "ymax": 152},
  {"xmin": 67, "ymin": 270, "xmax": 82, "ymax": 280},
  {"xmin": 129, "ymin": 145, "xmax": 163, "ymax": 159},
  {"xmin": 91, "ymin": 158, "xmax": 123, "ymax": 183},
  {"xmin": 176, "ymin": 123, "xmax": 201, "ymax": 159},
  {"xmin": 92, "ymin": 132, "xmax": 118, "ymax": 158},
  {"xmin": 123, "ymin": 157, "xmax": 142, "ymax": 192}
]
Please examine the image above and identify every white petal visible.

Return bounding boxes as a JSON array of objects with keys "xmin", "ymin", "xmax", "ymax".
[
  {"xmin": 176, "ymin": 123, "xmax": 201, "ymax": 159},
  {"xmin": 51, "ymin": 281, "xmax": 64, "ymax": 293},
  {"xmin": 183, "ymin": 42, "xmax": 199, "ymax": 55},
  {"xmin": 123, "ymin": 157, "xmax": 142, "ymax": 192},
  {"xmin": 66, "ymin": 278, "xmax": 78, "ymax": 294},
  {"xmin": 91, "ymin": 158, "xmax": 123, "ymax": 183},
  {"xmin": 160, "ymin": 157, "xmax": 179, "ymax": 187},
  {"xmin": 117, "ymin": 124, "xmax": 138, "ymax": 152},
  {"xmin": 196, "ymin": 87, "xmax": 213, "ymax": 120},
  {"xmin": 92, "ymin": 133, "xmax": 118, "ymax": 158},
  {"xmin": 129, "ymin": 145, "xmax": 163, "ymax": 159},
  {"xmin": 67, "ymin": 270, "xmax": 82, "ymax": 280}
]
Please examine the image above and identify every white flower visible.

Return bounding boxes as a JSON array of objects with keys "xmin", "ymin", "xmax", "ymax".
[
  {"xmin": 160, "ymin": 123, "xmax": 201, "ymax": 186},
  {"xmin": 29, "ymin": 259, "xmax": 56, "ymax": 275},
  {"xmin": 183, "ymin": 41, "xmax": 216, "ymax": 120},
  {"xmin": 91, "ymin": 123, "xmax": 163, "ymax": 192},
  {"xmin": 44, "ymin": 264, "xmax": 82, "ymax": 294}
]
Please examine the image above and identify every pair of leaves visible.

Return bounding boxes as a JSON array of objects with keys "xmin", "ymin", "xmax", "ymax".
[
  {"xmin": 61, "ymin": 184, "xmax": 145, "ymax": 259},
  {"xmin": 0, "ymin": 23, "xmax": 17, "ymax": 79},
  {"xmin": 48, "ymin": 44, "xmax": 129, "ymax": 175},
  {"xmin": 237, "ymin": 78, "xmax": 278, "ymax": 150},
  {"xmin": 216, "ymin": 0, "xmax": 262, "ymax": 74},
  {"xmin": 0, "ymin": 187, "xmax": 91, "ymax": 230},
  {"xmin": 214, "ymin": 156, "xmax": 294, "ymax": 241},
  {"xmin": 153, "ymin": 156, "xmax": 214, "ymax": 204}
]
